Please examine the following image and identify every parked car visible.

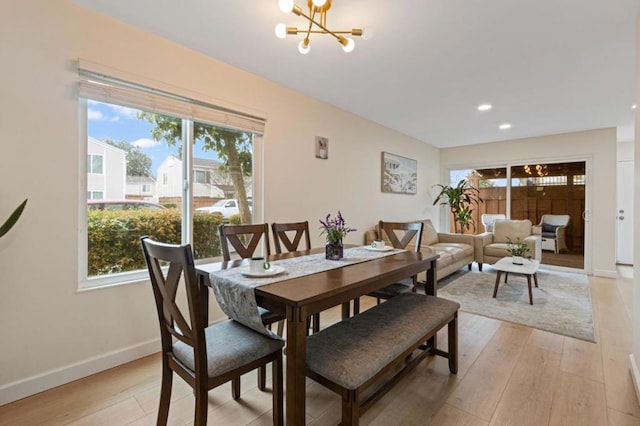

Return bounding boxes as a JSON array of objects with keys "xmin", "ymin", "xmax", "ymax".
[
  {"xmin": 196, "ymin": 198, "xmax": 252, "ymax": 219},
  {"xmin": 88, "ymin": 200, "xmax": 167, "ymax": 211}
]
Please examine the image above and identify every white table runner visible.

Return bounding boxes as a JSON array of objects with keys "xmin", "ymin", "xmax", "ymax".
[{"xmin": 209, "ymin": 246, "xmax": 403, "ymax": 338}]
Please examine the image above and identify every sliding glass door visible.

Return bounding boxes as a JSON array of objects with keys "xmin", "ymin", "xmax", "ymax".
[{"xmin": 448, "ymin": 161, "xmax": 586, "ymax": 269}]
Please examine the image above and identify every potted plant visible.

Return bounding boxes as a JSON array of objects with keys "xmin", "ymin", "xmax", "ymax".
[
  {"xmin": 506, "ymin": 237, "xmax": 530, "ymax": 265},
  {"xmin": 319, "ymin": 211, "xmax": 356, "ymax": 260},
  {"xmin": 432, "ymin": 179, "xmax": 482, "ymax": 233},
  {"xmin": 0, "ymin": 199, "xmax": 28, "ymax": 239}
]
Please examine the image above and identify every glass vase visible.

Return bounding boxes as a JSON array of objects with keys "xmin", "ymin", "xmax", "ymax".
[{"xmin": 325, "ymin": 240, "xmax": 344, "ymax": 260}]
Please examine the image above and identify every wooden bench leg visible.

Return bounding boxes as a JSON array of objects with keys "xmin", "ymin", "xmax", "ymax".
[
  {"xmin": 448, "ymin": 313, "xmax": 458, "ymax": 374},
  {"xmin": 342, "ymin": 389, "xmax": 359, "ymax": 426},
  {"xmin": 533, "ymin": 272, "xmax": 539, "ymax": 288},
  {"xmin": 232, "ymin": 377, "xmax": 241, "ymax": 400}
]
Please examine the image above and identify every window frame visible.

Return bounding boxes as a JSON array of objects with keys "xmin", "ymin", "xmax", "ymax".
[{"xmin": 77, "ymin": 66, "xmax": 265, "ymax": 290}]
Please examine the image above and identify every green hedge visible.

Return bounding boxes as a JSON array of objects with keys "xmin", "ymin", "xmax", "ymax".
[{"xmin": 87, "ymin": 210, "xmax": 223, "ymax": 276}]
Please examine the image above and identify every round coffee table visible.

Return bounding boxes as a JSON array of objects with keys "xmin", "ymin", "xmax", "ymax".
[{"xmin": 493, "ymin": 257, "xmax": 540, "ymax": 305}]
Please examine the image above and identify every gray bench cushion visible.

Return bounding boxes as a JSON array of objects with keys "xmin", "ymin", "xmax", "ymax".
[{"xmin": 306, "ymin": 293, "xmax": 459, "ymax": 390}]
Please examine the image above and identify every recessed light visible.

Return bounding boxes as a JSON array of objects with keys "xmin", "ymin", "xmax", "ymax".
[
  {"xmin": 499, "ymin": 123, "xmax": 511, "ymax": 130},
  {"xmin": 633, "ymin": 104, "xmax": 637, "ymax": 109},
  {"xmin": 477, "ymin": 103, "xmax": 492, "ymax": 111}
]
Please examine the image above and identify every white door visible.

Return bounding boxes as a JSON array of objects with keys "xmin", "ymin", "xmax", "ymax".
[{"xmin": 616, "ymin": 160, "xmax": 634, "ymax": 264}]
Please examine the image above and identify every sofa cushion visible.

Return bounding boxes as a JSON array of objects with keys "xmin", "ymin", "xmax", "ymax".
[
  {"xmin": 493, "ymin": 220, "xmax": 532, "ymax": 243},
  {"xmin": 421, "ymin": 219, "xmax": 439, "ymax": 246},
  {"xmin": 430, "ymin": 243, "xmax": 473, "ymax": 264},
  {"xmin": 430, "ymin": 249, "xmax": 453, "ymax": 268}
]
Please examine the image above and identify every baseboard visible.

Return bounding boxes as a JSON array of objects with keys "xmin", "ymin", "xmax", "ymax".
[
  {"xmin": 593, "ymin": 269, "xmax": 618, "ymax": 279},
  {"xmin": 630, "ymin": 354, "xmax": 640, "ymax": 406},
  {"xmin": 0, "ymin": 338, "xmax": 159, "ymax": 406}
]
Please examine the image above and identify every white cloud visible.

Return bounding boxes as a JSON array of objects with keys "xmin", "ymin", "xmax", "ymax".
[
  {"xmin": 132, "ymin": 138, "xmax": 159, "ymax": 149},
  {"xmin": 108, "ymin": 104, "xmax": 140, "ymax": 119},
  {"xmin": 87, "ymin": 108, "xmax": 103, "ymax": 121}
]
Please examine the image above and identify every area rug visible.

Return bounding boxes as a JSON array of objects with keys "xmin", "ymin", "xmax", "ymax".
[{"xmin": 437, "ymin": 267, "xmax": 596, "ymax": 342}]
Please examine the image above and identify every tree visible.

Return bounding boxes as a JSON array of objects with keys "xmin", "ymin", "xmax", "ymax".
[
  {"xmin": 432, "ymin": 179, "xmax": 482, "ymax": 233},
  {"xmin": 137, "ymin": 114, "xmax": 253, "ymax": 224},
  {"xmin": 104, "ymin": 139, "xmax": 153, "ymax": 177}
]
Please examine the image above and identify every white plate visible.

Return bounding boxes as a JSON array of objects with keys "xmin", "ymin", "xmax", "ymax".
[
  {"xmin": 240, "ymin": 265, "xmax": 286, "ymax": 278},
  {"xmin": 365, "ymin": 245, "xmax": 394, "ymax": 252}
]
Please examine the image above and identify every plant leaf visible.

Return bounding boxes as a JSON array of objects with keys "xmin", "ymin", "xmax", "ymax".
[{"xmin": 0, "ymin": 199, "xmax": 28, "ymax": 238}]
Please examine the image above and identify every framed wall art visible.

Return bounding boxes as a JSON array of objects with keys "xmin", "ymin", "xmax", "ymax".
[
  {"xmin": 315, "ymin": 136, "xmax": 328, "ymax": 159},
  {"xmin": 381, "ymin": 152, "xmax": 417, "ymax": 194}
]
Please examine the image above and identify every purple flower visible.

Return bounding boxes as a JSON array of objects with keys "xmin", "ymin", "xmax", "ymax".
[{"xmin": 319, "ymin": 211, "xmax": 356, "ymax": 243}]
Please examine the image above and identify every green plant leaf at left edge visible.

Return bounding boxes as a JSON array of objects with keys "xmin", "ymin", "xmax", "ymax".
[{"xmin": 0, "ymin": 199, "xmax": 28, "ymax": 238}]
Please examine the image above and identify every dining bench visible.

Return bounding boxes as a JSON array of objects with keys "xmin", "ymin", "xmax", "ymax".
[{"xmin": 306, "ymin": 292, "xmax": 459, "ymax": 425}]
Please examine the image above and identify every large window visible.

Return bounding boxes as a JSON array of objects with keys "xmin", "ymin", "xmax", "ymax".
[{"xmin": 79, "ymin": 65, "xmax": 265, "ymax": 288}]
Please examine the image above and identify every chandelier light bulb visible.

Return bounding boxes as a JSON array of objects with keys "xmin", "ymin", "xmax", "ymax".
[
  {"xmin": 298, "ymin": 39, "xmax": 310, "ymax": 54},
  {"xmin": 361, "ymin": 27, "xmax": 374, "ymax": 40},
  {"xmin": 279, "ymin": 0, "xmax": 294, "ymax": 13},
  {"xmin": 275, "ymin": 23, "xmax": 287, "ymax": 39},
  {"xmin": 342, "ymin": 38, "xmax": 355, "ymax": 53},
  {"xmin": 312, "ymin": 0, "xmax": 327, "ymax": 7}
]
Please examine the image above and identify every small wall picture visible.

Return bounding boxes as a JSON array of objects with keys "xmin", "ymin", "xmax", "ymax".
[
  {"xmin": 315, "ymin": 136, "xmax": 328, "ymax": 159},
  {"xmin": 381, "ymin": 152, "xmax": 417, "ymax": 194}
]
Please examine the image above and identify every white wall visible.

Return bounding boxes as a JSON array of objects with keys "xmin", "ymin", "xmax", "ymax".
[
  {"xmin": 440, "ymin": 128, "xmax": 618, "ymax": 277},
  {"xmin": 630, "ymin": 14, "xmax": 640, "ymax": 407},
  {"xmin": 0, "ymin": 1, "xmax": 439, "ymax": 403}
]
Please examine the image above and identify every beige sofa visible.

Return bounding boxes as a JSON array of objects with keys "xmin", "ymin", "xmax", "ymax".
[
  {"xmin": 474, "ymin": 219, "xmax": 542, "ymax": 271},
  {"xmin": 364, "ymin": 219, "xmax": 475, "ymax": 281}
]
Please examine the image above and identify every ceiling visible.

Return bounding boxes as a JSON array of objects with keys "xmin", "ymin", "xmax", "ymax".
[{"xmin": 72, "ymin": 0, "xmax": 640, "ymax": 148}]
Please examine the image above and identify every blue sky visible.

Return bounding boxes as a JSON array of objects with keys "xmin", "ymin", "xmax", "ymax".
[{"xmin": 87, "ymin": 100, "xmax": 220, "ymax": 176}]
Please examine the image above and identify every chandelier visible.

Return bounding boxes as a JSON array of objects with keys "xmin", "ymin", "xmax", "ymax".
[
  {"xmin": 523, "ymin": 164, "xmax": 548, "ymax": 177},
  {"xmin": 275, "ymin": 0, "xmax": 365, "ymax": 54}
]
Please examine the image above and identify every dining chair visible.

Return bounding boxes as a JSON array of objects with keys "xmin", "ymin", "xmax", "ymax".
[
  {"xmin": 271, "ymin": 221, "xmax": 311, "ymax": 254},
  {"xmin": 140, "ymin": 236, "xmax": 284, "ymax": 426},
  {"xmin": 219, "ymin": 223, "xmax": 272, "ymax": 261},
  {"xmin": 218, "ymin": 223, "xmax": 285, "ymax": 387},
  {"xmin": 355, "ymin": 220, "xmax": 424, "ymax": 314},
  {"xmin": 271, "ymin": 221, "xmax": 319, "ymax": 333}
]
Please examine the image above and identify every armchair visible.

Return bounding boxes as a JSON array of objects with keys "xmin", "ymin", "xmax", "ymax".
[
  {"xmin": 532, "ymin": 214, "xmax": 570, "ymax": 253},
  {"xmin": 474, "ymin": 219, "xmax": 542, "ymax": 271}
]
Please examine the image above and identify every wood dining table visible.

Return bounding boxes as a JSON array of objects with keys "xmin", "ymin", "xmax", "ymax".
[{"xmin": 195, "ymin": 247, "xmax": 439, "ymax": 425}]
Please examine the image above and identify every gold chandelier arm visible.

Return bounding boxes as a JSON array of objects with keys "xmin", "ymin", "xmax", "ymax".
[
  {"xmin": 295, "ymin": 5, "xmax": 342, "ymax": 42},
  {"xmin": 302, "ymin": 7, "xmax": 316, "ymax": 42}
]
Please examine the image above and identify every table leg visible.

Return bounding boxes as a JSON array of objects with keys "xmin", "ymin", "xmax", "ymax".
[
  {"xmin": 504, "ymin": 272, "xmax": 509, "ymax": 283},
  {"xmin": 286, "ymin": 305, "xmax": 308, "ymax": 425},
  {"xmin": 527, "ymin": 275, "xmax": 533, "ymax": 305},
  {"xmin": 533, "ymin": 272, "xmax": 539, "ymax": 288},
  {"xmin": 493, "ymin": 271, "xmax": 502, "ymax": 298},
  {"xmin": 425, "ymin": 258, "xmax": 437, "ymax": 296},
  {"xmin": 425, "ymin": 258, "xmax": 438, "ymax": 351}
]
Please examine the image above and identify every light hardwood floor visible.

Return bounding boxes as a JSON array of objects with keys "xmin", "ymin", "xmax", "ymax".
[{"xmin": 1, "ymin": 268, "xmax": 639, "ymax": 425}]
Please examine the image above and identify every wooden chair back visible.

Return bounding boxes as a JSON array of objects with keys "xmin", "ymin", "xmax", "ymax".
[
  {"xmin": 379, "ymin": 221, "xmax": 424, "ymax": 252},
  {"xmin": 271, "ymin": 221, "xmax": 312, "ymax": 254},
  {"xmin": 219, "ymin": 223, "xmax": 271, "ymax": 261},
  {"xmin": 140, "ymin": 236, "xmax": 206, "ymax": 384}
]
